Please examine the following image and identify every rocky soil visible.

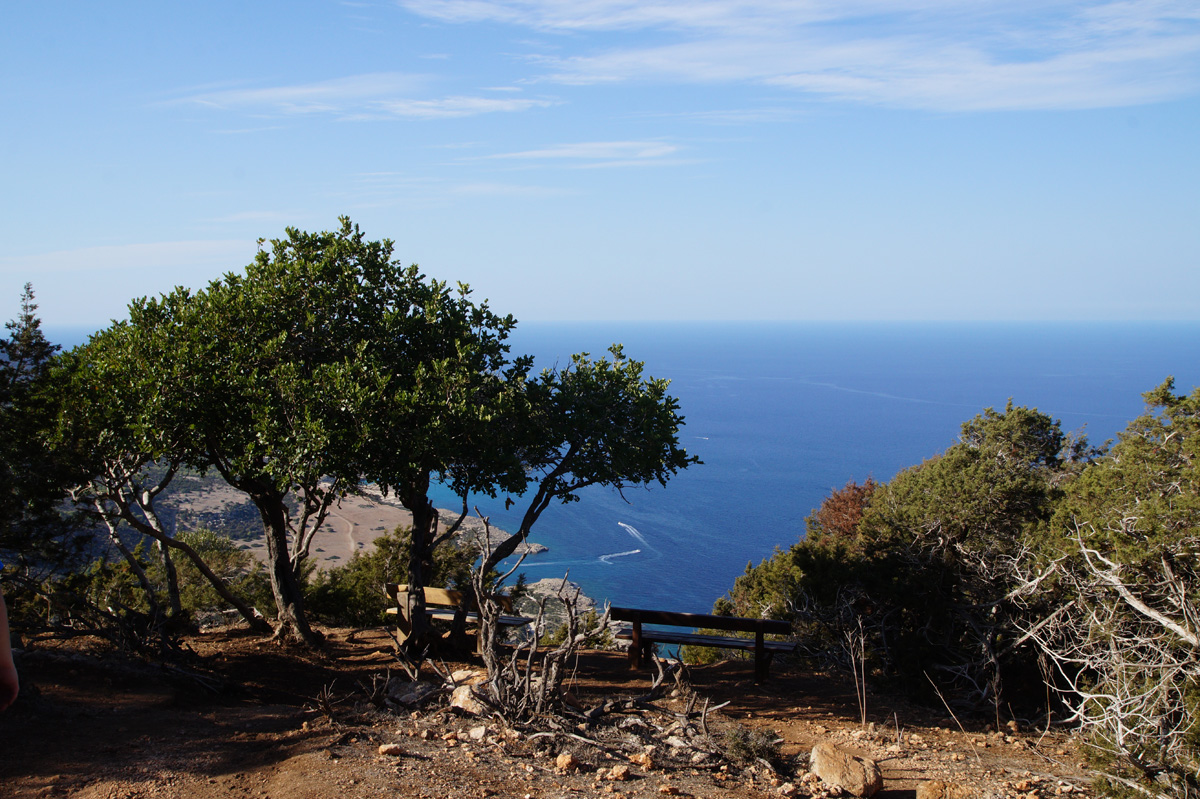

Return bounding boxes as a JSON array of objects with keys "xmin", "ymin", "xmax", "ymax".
[{"xmin": 0, "ymin": 625, "xmax": 1098, "ymax": 799}]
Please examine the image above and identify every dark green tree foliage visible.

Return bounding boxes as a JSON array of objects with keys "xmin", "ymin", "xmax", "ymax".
[
  {"xmin": 479, "ymin": 346, "xmax": 699, "ymax": 577},
  {"xmin": 59, "ymin": 530, "xmax": 272, "ymax": 631},
  {"xmin": 44, "ymin": 219, "xmax": 696, "ymax": 647},
  {"xmin": 1022, "ymin": 379, "xmax": 1200, "ymax": 796},
  {"xmin": 852, "ymin": 405, "xmax": 1063, "ymax": 711},
  {"xmin": 155, "ymin": 529, "xmax": 273, "ymax": 620},
  {"xmin": 174, "ymin": 222, "xmax": 440, "ymax": 644},
  {"xmin": 0, "ymin": 285, "xmax": 84, "ymax": 575},
  {"xmin": 51, "ymin": 307, "xmax": 270, "ymax": 639},
  {"xmin": 54, "ymin": 219, "xmax": 523, "ymax": 645},
  {"xmin": 721, "ymin": 403, "xmax": 1075, "ymax": 716},
  {"xmin": 716, "ymin": 479, "xmax": 877, "ymax": 624}
]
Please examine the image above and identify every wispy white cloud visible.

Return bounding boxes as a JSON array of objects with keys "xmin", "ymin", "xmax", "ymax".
[
  {"xmin": 0, "ymin": 240, "xmax": 256, "ymax": 276},
  {"xmin": 398, "ymin": 0, "xmax": 856, "ymax": 33},
  {"xmin": 176, "ymin": 72, "xmax": 555, "ymax": 118},
  {"xmin": 483, "ymin": 140, "xmax": 693, "ymax": 168},
  {"xmin": 374, "ymin": 95, "xmax": 555, "ymax": 117},
  {"xmin": 398, "ymin": 0, "xmax": 1200, "ymax": 110},
  {"xmin": 666, "ymin": 106, "xmax": 800, "ymax": 125},
  {"xmin": 180, "ymin": 72, "xmax": 427, "ymax": 113},
  {"xmin": 345, "ymin": 172, "xmax": 567, "ymax": 207}
]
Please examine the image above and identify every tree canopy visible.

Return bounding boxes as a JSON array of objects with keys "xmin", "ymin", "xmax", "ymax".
[
  {"xmin": 720, "ymin": 401, "xmax": 1080, "ymax": 718},
  {"xmin": 480, "ymin": 346, "xmax": 700, "ymax": 576},
  {"xmin": 49, "ymin": 219, "xmax": 696, "ymax": 646},
  {"xmin": 1022, "ymin": 379, "xmax": 1200, "ymax": 795}
]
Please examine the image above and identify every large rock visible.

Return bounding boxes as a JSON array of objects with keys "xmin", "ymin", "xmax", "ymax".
[
  {"xmin": 388, "ymin": 680, "xmax": 439, "ymax": 708},
  {"xmin": 810, "ymin": 741, "xmax": 883, "ymax": 798},
  {"xmin": 447, "ymin": 669, "xmax": 487, "ymax": 686},
  {"xmin": 449, "ymin": 684, "xmax": 487, "ymax": 715}
]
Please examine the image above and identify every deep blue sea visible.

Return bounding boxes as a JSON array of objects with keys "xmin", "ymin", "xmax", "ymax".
[
  {"xmin": 48, "ymin": 321, "xmax": 1200, "ymax": 614},
  {"xmin": 426, "ymin": 322, "xmax": 1200, "ymax": 614}
]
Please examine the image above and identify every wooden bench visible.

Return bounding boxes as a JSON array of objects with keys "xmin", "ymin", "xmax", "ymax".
[
  {"xmin": 610, "ymin": 606, "xmax": 794, "ymax": 682},
  {"xmin": 385, "ymin": 583, "xmax": 534, "ymax": 649}
]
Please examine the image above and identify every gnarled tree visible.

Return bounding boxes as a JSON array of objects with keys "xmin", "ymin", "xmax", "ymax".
[
  {"xmin": 174, "ymin": 220, "xmax": 519, "ymax": 645},
  {"xmin": 1017, "ymin": 378, "xmax": 1200, "ymax": 798},
  {"xmin": 477, "ymin": 346, "xmax": 700, "ymax": 578},
  {"xmin": 51, "ymin": 314, "xmax": 271, "ymax": 639}
]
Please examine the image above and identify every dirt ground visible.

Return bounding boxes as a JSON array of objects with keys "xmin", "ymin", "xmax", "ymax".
[{"xmin": 0, "ymin": 626, "xmax": 1098, "ymax": 799}]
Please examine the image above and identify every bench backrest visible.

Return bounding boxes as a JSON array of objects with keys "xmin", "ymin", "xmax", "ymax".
[
  {"xmin": 386, "ymin": 583, "xmax": 515, "ymax": 613},
  {"xmin": 609, "ymin": 606, "xmax": 791, "ymax": 636}
]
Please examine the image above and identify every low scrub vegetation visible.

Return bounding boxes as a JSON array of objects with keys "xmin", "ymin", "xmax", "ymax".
[{"xmin": 715, "ymin": 389, "xmax": 1200, "ymax": 797}]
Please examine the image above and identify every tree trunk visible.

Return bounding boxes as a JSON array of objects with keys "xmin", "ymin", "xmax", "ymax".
[
  {"xmin": 399, "ymin": 476, "xmax": 437, "ymax": 652},
  {"xmin": 254, "ymin": 493, "xmax": 320, "ymax": 646},
  {"xmin": 157, "ymin": 540, "xmax": 185, "ymax": 625}
]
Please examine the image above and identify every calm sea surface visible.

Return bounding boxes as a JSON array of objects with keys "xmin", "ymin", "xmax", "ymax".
[
  {"xmin": 429, "ymin": 322, "xmax": 1200, "ymax": 613},
  {"xmin": 49, "ymin": 321, "xmax": 1200, "ymax": 613}
]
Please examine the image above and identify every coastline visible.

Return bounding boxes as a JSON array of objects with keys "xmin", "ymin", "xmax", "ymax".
[{"xmin": 166, "ymin": 480, "xmax": 580, "ymax": 602}]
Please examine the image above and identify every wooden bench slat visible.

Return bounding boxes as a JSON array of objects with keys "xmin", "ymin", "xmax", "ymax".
[
  {"xmin": 386, "ymin": 583, "xmax": 519, "ymax": 614},
  {"xmin": 385, "ymin": 607, "xmax": 533, "ymax": 627},
  {"xmin": 612, "ymin": 605, "xmax": 794, "ymax": 682},
  {"xmin": 614, "ymin": 628, "xmax": 795, "ymax": 652},
  {"xmin": 384, "ymin": 583, "xmax": 533, "ymax": 653},
  {"xmin": 609, "ymin": 606, "xmax": 791, "ymax": 636}
]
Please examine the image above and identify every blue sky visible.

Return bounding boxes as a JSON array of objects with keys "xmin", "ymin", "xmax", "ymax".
[{"xmin": 2, "ymin": 1, "xmax": 1198, "ymax": 329}]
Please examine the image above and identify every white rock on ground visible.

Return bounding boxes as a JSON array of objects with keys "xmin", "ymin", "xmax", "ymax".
[{"xmin": 810, "ymin": 740, "xmax": 884, "ymax": 798}]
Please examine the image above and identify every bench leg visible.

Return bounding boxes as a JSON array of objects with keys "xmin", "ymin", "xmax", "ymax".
[
  {"xmin": 393, "ymin": 603, "xmax": 414, "ymax": 649},
  {"xmin": 628, "ymin": 622, "xmax": 643, "ymax": 670},
  {"xmin": 754, "ymin": 631, "xmax": 769, "ymax": 682}
]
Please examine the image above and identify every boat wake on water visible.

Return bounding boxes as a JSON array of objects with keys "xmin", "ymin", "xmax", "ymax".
[
  {"xmin": 618, "ymin": 522, "xmax": 656, "ymax": 552},
  {"xmin": 598, "ymin": 548, "xmax": 641, "ymax": 564},
  {"xmin": 515, "ymin": 522, "xmax": 659, "ymax": 574}
]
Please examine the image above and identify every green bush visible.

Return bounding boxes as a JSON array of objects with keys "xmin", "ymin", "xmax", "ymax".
[
  {"xmin": 160, "ymin": 528, "xmax": 272, "ymax": 616},
  {"xmin": 714, "ymin": 403, "xmax": 1077, "ymax": 714},
  {"xmin": 68, "ymin": 544, "xmax": 155, "ymax": 616},
  {"xmin": 50, "ymin": 529, "xmax": 272, "ymax": 630},
  {"xmin": 539, "ymin": 609, "xmax": 614, "ymax": 649}
]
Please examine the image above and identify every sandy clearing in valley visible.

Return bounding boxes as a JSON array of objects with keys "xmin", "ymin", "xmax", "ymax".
[{"xmin": 170, "ymin": 482, "xmax": 535, "ymax": 570}]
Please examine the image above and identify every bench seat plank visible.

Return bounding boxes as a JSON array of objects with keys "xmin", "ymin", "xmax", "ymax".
[
  {"xmin": 610, "ymin": 607, "xmax": 791, "ymax": 636},
  {"xmin": 610, "ymin": 605, "xmax": 794, "ymax": 681},
  {"xmin": 614, "ymin": 628, "xmax": 795, "ymax": 652},
  {"xmin": 384, "ymin": 607, "xmax": 533, "ymax": 627}
]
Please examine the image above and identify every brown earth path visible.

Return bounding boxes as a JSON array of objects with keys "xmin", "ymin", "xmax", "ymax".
[{"xmin": 0, "ymin": 627, "xmax": 1096, "ymax": 799}]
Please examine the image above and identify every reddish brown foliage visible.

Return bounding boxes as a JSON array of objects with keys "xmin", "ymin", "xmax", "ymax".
[{"xmin": 806, "ymin": 479, "xmax": 877, "ymax": 541}]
